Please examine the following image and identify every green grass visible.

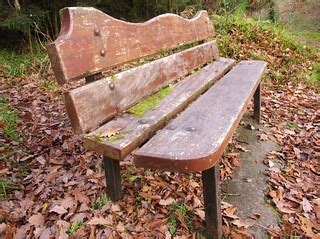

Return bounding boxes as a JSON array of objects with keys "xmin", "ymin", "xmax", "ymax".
[
  {"xmin": 127, "ymin": 86, "xmax": 173, "ymax": 117},
  {"xmin": 41, "ymin": 79, "xmax": 59, "ymax": 91},
  {"xmin": 0, "ymin": 48, "xmax": 47, "ymax": 77},
  {"xmin": 0, "ymin": 178, "xmax": 20, "ymax": 200},
  {"xmin": 167, "ymin": 203, "xmax": 192, "ymax": 235},
  {"xmin": 67, "ymin": 220, "xmax": 85, "ymax": 236},
  {"xmin": 310, "ymin": 62, "xmax": 320, "ymax": 85},
  {"xmin": 91, "ymin": 194, "xmax": 111, "ymax": 209},
  {"xmin": 0, "ymin": 96, "xmax": 19, "ymax": 140}
]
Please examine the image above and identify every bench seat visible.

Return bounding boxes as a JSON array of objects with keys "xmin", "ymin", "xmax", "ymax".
[
  {"xmin": 84, "ymin": 58, "xmax": 236, "ymax": 160},
  {"xmin": 133, "ymin": 60, "xmax": 267, "ymax": 172}
]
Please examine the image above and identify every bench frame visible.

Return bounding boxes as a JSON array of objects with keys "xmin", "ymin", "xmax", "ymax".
[
  {"xmin": 47, "ymin": 7, "xmax": 265, "ymax": 238},
  {"xmin": 102, "ymin": 84, "xmax": 261, "ymax": 238}
]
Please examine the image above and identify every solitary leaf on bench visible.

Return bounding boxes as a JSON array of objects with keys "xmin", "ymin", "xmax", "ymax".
[{"xmin": 100, "ymin": 128, "xmax": 121, "ymax": 138}]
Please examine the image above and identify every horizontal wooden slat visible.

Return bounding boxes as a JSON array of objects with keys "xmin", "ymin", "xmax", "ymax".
[
  {"xmin": 83, "ymin": 58, "xmax": 236, "ymax": 160},
  {"xmin": 65, "ymin": 41, "xmax": 219, "ymax": 134},
  {"xmin": 47, "ymin": 7, "xmax": 215, "ymax": 84},
  {"xmin": 133, "ymin": 60, "xmax": 267, "ymax": 173}
]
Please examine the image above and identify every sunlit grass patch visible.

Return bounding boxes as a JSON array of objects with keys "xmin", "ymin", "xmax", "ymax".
[
  {"xmin": 67, "ymin": 220, "xmax": 85, "ymax": 236},
  {"xmin": 0, "ymin": 96, "xmax": 19, "ymax": 140},
  {"xmin": 91, "ymin": 194, "xmax": 111, "ymax": 209},
  {"xmin": 167, "ymin": 202, "xmax": 192, "ymax": 235}
]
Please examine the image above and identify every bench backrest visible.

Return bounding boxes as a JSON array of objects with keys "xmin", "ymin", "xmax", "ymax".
[{"xmin": 47, "ymin": 7, "xmax": 218, "ymax": 134}]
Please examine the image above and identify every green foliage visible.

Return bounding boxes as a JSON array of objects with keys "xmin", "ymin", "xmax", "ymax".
[
  {"xmin": 0, "ymin": 178, "xmax": 20, "ymax": 200},
  {"xmin": 127, "ymin": 86, "xmax": 173, "ymax": 117},
  {"xmin": 67, "ymin": 220, "xmax": 85, "ymax": 236},
  {"xmin": 0, "ymin": 48, "xmax": 47, "ymax": 77},
  {"xmin": 213, "ymin": 14, "xmax": 315, "ymax": 57},
  {"xmin": 168, "ymin": 203, "xmax": 192, "ymax": 235},
  {"xmin": 41, "ymin": 80, "xmax": 59, "ymax": 91},
  {"xmin": 310, "ymin": 62, "xmax": 320, "ymax": 84},
  {"xmin": 1, "ymin": 5, "xmax": 48, "ymax": 34},
  {"xmin": 91, "ymin": 194, "xmax": 111, "ymax": 209},
  {"xmin": 108, "ymin": 132, "xmax": 126, "ymax": 142},
  {"xmin": 0, "ymin": 96, "xmax": 19, "ymax": 140}
]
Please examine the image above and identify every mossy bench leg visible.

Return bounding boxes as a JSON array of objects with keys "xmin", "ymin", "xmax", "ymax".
[
  {"xmin": 254, "ymin": 83, "xmax": 261, "ymax": 123},
  {"xmin": 202, "ymin": 164, "xmax": 222, "ymax": 238},
  {"xmin": 103, "ymin": 156, "xmax": 122, "ymax": 201}
]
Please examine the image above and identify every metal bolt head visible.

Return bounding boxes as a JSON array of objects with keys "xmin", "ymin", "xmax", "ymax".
[
  {"xmin": 185, "ymin": 126, "xmax": 196, "ymax": 132},
  {"xmin": 138, "ymin": 119, "xmax": 149, "ymax": 124},
  {"xmin": 100, "ymin": 49, "xmax": 106, "ymax": 57},
  {"xmin": 94, "ymin": 28, "xmax": 100, "ymax": 36},
  {"xmin": 109, "ymin": 82, "xmax": 115, "ymax": 90}
]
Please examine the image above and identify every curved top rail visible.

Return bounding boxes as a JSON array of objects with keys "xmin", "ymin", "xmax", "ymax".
[{"xmin": 47, "ymin": 7, "xmax": 215, "ymax": 84}]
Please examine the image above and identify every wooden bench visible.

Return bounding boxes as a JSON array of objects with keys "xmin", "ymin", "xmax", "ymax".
[{"xmin": 47, "ymin": 7, "xmax": 267, "ymax": 238}]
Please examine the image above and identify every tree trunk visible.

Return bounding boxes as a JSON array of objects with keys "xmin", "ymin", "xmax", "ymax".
[
  {"xmin": 13, "ymin": 0, "xmax": 21, "ymax": 11},
  {"xmin": 168, "ymin": 0, "xmax": 173, "ymax": 13}
]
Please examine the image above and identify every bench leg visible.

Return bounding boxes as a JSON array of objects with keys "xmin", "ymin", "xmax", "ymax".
[
  {"xmin": 254, "ymin": 83, "xmax": 261, "ymax": 124},
  {"xmin": 103, "ymin": 156, "xmax": 122, "ymax": 201},
  {"xmin": 202, "ymin": 164, "xmax": 222, "ymax": 239}
]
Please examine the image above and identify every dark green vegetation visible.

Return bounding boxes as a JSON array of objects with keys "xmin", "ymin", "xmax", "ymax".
[
  {"xmin": 213, "ymin": 13, "xmax": 319, "ymax": 89},
  {"xmin": 0, "ymin": 96, "xmax": 19, "ymax": 140}
]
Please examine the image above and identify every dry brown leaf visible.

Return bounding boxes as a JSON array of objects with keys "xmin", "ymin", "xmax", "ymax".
[
  {"xmin": 194, "ymin": 209, "xmax": 205, "ymax": 220},
  {"xmin": 87, "ymin": 217, "xmax": 112, "ymax": 226},
  {"xmin": 301, "ymin": 198, "xmax": 313, "ymax": 213},
  {"xmin": 49, "ymin": 205, "xmax": 68, "ymax": 215},
  {"xmin": 100, "ymin": 128, "xmax": 121, "ymax": 138},
  {"xmin": 231, "ymin": 219, "xmax": 254, "ymax": 229},
  {"xmin": 159, "ymin": 198, "xmax": 175, "ymax": 206},
  {"xmin": 28, "ymin": 213, "xmax": 44, "ymax": 228}
]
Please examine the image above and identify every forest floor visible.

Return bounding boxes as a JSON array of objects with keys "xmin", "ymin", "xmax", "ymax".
[{"xmin": 0, "ymin": 12, "xmax": 319, "ymax": 239}]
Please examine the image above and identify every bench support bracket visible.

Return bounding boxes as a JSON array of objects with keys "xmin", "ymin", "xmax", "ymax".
[
  {"xmin": 254, "ymin": 83, "xmax": 261, "ymax": 123},
  {"xmin": 202, "ymin": 164, "xmax": 222, "ymax": 238},
  {"xmin": 103, "ymin": 156, "xmax": 122, "ymax": 201}
]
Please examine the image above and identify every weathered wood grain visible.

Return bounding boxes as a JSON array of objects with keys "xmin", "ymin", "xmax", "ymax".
[
  {"xmin": 47, "ymin": 7, "xmax": 215, "ymax": 84},
  {"xmin": 65, "ymin": 41, "xmax": 219, "ymax": 134},
  {"xmin": 84, "ymin": 58, "xmax": 236, "ymax": 160},
  {"xmin": 133, "ymin": 60, "xmax": 267, "ymax": 173}
]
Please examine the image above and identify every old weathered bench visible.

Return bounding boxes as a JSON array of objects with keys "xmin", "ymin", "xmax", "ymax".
[{"xmin": 47, "ymin": 7, "xmax": 267, "ymax": 238}]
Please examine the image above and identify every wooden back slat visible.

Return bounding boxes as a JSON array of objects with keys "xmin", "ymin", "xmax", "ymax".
[
  {"xmin": 65, "ymin": 41, "xmax": 219, "ymax": 134},
  {"xmin": 47, "ymin": 7, "xmax": 215, "ymax": 84}
]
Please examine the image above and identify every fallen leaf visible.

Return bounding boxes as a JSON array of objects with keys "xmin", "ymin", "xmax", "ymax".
[
  {"xmin": 249, "ymin": 213, "xmax": 261, "ymax": 220},
  {"xmin": 159, "ymin": 198, "xmax": 175, "ymax": 206},
  {"xmin": 194, "ymin": 209, "xmax": 205, "ymax": 220},
  {"xmin": 100, "ymin": 128, "xmax": 121, "ymax": 138},
  {"xmin": 259, "ymin": 133, "xmax": 268, "ymax": 141},
  {"xmin": 49, "ymin": 205, "xmax": 68, "ymax": 215},
  {"xmin": 28, "ymin": 213, "xmax": 44, "ymax": 228},
  {"xmin": 87, "ymin": 217, "xmax": 112, "ymax": 226},
  {"xmin": 232, "ymin": 219, "xmax": 254, "ymax": 229},
  {"xmin": 301, "ymin": 198, "xmax": 312, "ymax": 213}
]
